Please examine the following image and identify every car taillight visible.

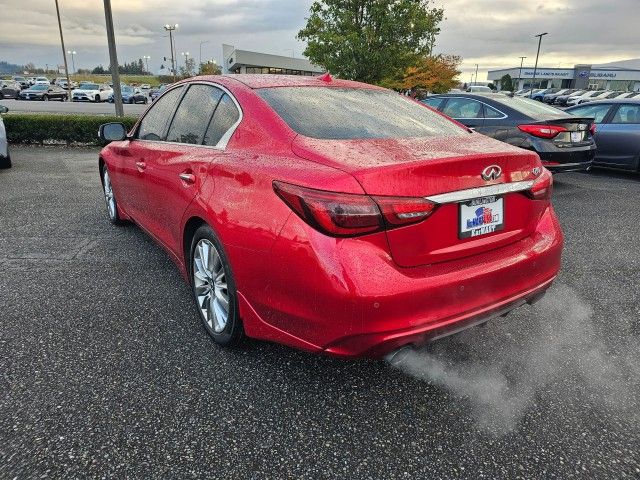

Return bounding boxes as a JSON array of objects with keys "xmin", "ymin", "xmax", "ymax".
[
  {"xmin": 518, "ymin": 124, "xmax": 568, "ymax": 139},
  {"xmin": 273, "ymin": 181, "xmax": 436, "ymax": 237},
  {"xmin": 527, "ymin": 168, "xmax": 553, "ymax": 200},
  {"xmin": 589, "ymin": 123, "xmax": 597, "ymax": 135}
]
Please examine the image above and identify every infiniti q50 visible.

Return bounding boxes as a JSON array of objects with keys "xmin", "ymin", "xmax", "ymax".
[{"xmin": 98, "ymin": 75, "xmax": 563, "ymax": 358}]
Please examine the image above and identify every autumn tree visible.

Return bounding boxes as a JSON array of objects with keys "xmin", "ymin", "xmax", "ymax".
[
  {"xmin": 383, "ymin": 54, "xmax": 461, "ymax": 93},
  {"xmin": 199, "ymin": 62, "xmax": 221, "ymax": 75},
  {"xmin": 298, "ymin": 0, "xmax": 444, "ymax": 84}
]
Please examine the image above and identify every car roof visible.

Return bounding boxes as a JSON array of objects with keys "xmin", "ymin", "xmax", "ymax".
[
  {"xmin": 186, "ymin": 74, "xmax": 384, "ymax": 90},
  {"xmin": 572, "ymin": 98, "xmax": 640, "ymax": 105}
]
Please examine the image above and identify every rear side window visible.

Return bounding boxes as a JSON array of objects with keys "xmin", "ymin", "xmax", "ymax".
[
  {"xmin": 167, "ymin": 85, "xmax": 224, "ymax": 144},
  {"xmin": 257, "ymin": 87, "xmax": 464, "ymax": 139},
  {"xmin": 484, "ymin": 105, "xmax": 505, "ymax": 118},
  {"xmin": 442, "ymin": 98, "xmax": 482, "ymax": 119},
  {"xmin": 138, "ymin": 86, "xmax": 184, "ymax": 141},
  {"xmin": 568, "ymin": 104, "xmax": 612, "ymax": 123},
  {"xmin": 203, "ymin": 94, "xmax": 241, "ymax": 146},
  {"xmin": 611, "ymin": 104, "xmax": 640, "ymax": 124}
]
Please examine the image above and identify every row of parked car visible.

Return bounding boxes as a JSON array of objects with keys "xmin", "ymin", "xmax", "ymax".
[
  {"xmin": 513, "ymin": 87, "xmax": 640, "ymax": 107},
  {"xmin": 424, "ymin": 92, "xmax": 640, "ymax": 172}
]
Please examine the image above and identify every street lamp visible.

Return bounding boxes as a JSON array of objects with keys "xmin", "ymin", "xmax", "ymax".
[
  {"xmin": 518, "ymin": 56, "xmax": 526, "ymax": 91},
  {"xmin": 530, "ymin": 32, "xmax": 548, "ymax": 98},
  {"xmin": 54, "ymin": 0, "xmax": 72, "ymax": 100},
  {"xmin": 181, "ymin": 51, "xmax": 190, "ymax": 76},
  {"xmin": 199, "ymin": 40, "xmax": 210, "ymax": 68},
  {"xmin": 164, "ymin": 23, "xmax": 178, "ymax": 82},
  {"xmin": 143, "ymin": 55, "xmax": 151, "ymax": 74},
  {"xmin": 474, "ymin": 63, "xmax": 479, "ymax": 86}
]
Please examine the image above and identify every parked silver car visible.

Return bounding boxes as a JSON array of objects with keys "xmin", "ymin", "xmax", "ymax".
[{"xmin": 0, "ymin": 104, "xmax": 10, "ymax": 168}]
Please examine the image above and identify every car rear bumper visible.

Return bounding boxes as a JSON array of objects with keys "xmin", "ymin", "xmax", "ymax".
[
  {"xmin": 238, "ymin": 204, "xmax": 564, "ymax": 358},
  {"xmin": 538, "ymin": 148, "xmax": 595, "ymax": 172}
]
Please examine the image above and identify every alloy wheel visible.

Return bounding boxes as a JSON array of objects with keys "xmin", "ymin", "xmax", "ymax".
[
  {"xmin": 193, "ymin": 239, "xmax": 229, "ymax": 333},
  {"xmin": 102, "ymin": 168, "xmax": 116, "ymax": 220}
]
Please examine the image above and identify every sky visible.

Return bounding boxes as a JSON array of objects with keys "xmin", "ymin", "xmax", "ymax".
[{"xmin": 0, "ymin": 0, "xmax": 637, "ymax": 81}]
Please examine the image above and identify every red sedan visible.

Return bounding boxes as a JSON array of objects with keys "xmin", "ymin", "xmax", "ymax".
[{"xmin": 98, "ymin": 75, "xmax": 563, "ymax": 358}]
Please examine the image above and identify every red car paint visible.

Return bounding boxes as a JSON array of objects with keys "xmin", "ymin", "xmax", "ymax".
[{"xmin": 100, "ymin": 75, "xmax": 563, "ymax": 358}]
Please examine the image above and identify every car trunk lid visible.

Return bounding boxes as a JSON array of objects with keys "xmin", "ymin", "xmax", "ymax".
[{"xmin": 292, "ymin": 134, "xmax": 547, "ymax": 266}]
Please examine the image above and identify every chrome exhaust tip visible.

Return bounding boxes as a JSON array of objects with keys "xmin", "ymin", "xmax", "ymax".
[{"xmin": 385, "ymin": 345, "xmax": 415, "ymax": 367}]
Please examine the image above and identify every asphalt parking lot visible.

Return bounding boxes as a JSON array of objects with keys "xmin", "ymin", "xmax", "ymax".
[
  {"xmin": 0, "ymin": 98, "xmax": 147, "ymax": 116},
  {"xmin": 1, "ymin": 147, "xmax": 638, "ymax": 479}
]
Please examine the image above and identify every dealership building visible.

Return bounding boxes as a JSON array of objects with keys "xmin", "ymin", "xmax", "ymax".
[
  {"xmin": 488, "ymin": 58, "xmax": 640, "ymax": 92},
  {"xmin": 222, "ymin": 44, "xmax": 324, "ymax": 76}
]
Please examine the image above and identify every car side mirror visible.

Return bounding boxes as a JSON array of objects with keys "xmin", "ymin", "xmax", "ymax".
[
  {"xmin": 99, "ymin": 123, "xmax": 127, "ymax": 142},
  {"xmin": 0, "ymin": 105, "xmax": 8, "ymax": 113}
]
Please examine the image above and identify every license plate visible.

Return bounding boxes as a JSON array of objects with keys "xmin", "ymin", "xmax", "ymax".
[
  {"xmin": 459, "ymin": 195, "xmax": 504, "ymax": 239},
  {"xmin": 570, "ymin": 131, "xmax": 583, "ymax": 142}
]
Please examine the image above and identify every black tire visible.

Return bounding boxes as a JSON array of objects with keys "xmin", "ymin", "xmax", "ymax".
[
  {"xmin": 0, "ymin": 153, "xmax": 11, "ymax": 169},
  {"xmin": 101, "ymin": 164, "xmax": 124, "ymax": 225},
  {"xmin": 42, "ymin": 95, "xmax": 48, "ymax": 102},
  {"xmin": 128, "ymin": 97, "xmax": 134, "ymax": 104},
  {"xmin": 94, "ymin": 95, "xmax": 100, "ymax": 103},
  {"xmin": 190, "ymin": 225, "xmax": 243, "ymax": 346},
  {"xmin": 143, "ymin": 97, "xmax": 148, "ymax": 104}
]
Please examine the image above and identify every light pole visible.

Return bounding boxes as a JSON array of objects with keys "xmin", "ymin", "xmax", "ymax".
[
  {"xmin": 530, "ymin": 32, "xmax": 548, "ymax": 98},
  {"xmin": 67, "ymin": 50, "xmax": 77, "ymax": 74},
  {"xmin": 199, "ymin": 41, "xmax": 210, "ymax": 69},
  {"xmin": 518, "ymin": 56, "xmax": 526, "ymax": 91},
  {"xmin": 474, "ymin": 63, "xmax": 479, "ymax": 86},
  {"xmin": 164, "ymin": 24, "xmax": 178, "ymax": 82},
  {"xmin": 104, "ymin": 0, "xmax": 123, "ymax": 116},
  {"xmin": 181, "ymin": 52, "xmax": 190, "ymax": 76},
  {"xmin": 54, "ymin": 0, "xmax": 72, "ymax": 100},
  {"xmin": 143, "ymin": 55, "xmax": 151, "ymax": 74}
]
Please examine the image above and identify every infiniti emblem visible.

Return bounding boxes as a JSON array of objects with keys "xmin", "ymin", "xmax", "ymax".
[{"xmin": 481, "ymin": 165, "xmax": 502, "ymax": 181}]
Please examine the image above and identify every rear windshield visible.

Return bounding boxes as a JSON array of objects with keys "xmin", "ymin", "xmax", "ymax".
[
  {"xmin": 256, "ymin": 87, "xmax": 466, "ymax": 139},
  {"xmin": 489, "ymin": 95, "xmax": 567, "ymax": 118}
]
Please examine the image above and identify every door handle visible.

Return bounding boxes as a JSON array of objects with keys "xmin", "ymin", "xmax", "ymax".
[
  {"xmin": 135, "ymin": 161, "xmax": 146, "ymax": 172},
  {"xmin": 179, "ymin": 172, "xmax": 196, "ymax": 184}
]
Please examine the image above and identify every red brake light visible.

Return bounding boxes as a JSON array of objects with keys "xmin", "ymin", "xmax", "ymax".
[
  {"xmin": 518, "ymin": 124, "xmax": 568, "ymax": 139},
  {"xmin": 273, "ymin": 181, "xmax": 436, "ymax": 237},
  {"xmin": 527, "ymin": 168, "xmax": 553, "ymax": 200},
  {"xmin": 589, "ymin": 123, "xmax": 597, "ymax": 135}
]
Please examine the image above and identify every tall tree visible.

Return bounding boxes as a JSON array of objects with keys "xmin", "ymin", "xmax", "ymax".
[
  {"xmin": 500, "ymin": 73, "xmax": 513, "ymax": 91},
  {"xmin": 383, "ymin": 54, "xmax": 461, "ymax": 93},
  {"xmin": 298, "ymin": 0, "xmax": 444, "ymax": 84}
]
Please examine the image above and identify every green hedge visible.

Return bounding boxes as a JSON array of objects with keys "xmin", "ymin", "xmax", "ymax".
[{"xmin": 3, "ymin": 113, "xmax": 138, "ymax": 145}]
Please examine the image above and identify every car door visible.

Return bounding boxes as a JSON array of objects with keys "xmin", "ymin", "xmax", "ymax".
[
  {"xmin": 141, "ymin": 83, "xmax": 240, "ymax": 255},
  {"xmin": 593, "ymin": 103, "xmax": 640, "ymax": 169},
  {"xmin": 440, "ymin": 97, "xmax": 485, "ymax": 130},
  {"xmin": 116, "ymin": 85, "xmax": 185, "ymax": 225}
]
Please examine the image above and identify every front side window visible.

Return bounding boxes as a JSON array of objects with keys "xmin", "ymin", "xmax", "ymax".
[
  {"xmin": 204, "ymin": 94, "xmax": 241, "ymax": 146},
  {"xmin": 422, "ymin": 97, "xmax": 445, "ymax": 109},
  {"xmin": 611, "ymin": 104, "xmax": 640, "ymax": 124},
  {"xmin": 257, "ymin": 87, "xmax": 464, "ymax": 139},
  {"xmin": 137, "ymin": 86, "xmax": 184, "ymax": 141},
  {"xmin": 442, "ymin": 98, "xmax": 483, "ymax": 119},
  {"xmin": 167, "ymin": 84, "xmax": 224, "ymax": 144}
]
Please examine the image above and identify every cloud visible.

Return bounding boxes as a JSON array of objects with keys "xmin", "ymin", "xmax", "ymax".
[{"xmin": 0, "ymin": 0, "xmax": 636, "ymax": 78}]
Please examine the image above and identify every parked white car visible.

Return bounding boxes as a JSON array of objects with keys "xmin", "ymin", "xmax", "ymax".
[
  {"xmin": 34, "ymin": 77, "xmax": 51, "ymax": 85},
  {"xmin": 71, "ymin": 83, "xmax": 113, "ymax": 102},
  {"xmin": 0, "ymin": 104, "xmax": 10, "ymax": 168},
  {"xmin": 565, "ymin": 90, "xmax": 607, "ymax": 106}
]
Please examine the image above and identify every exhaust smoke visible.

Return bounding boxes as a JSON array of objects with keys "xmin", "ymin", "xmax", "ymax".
[{"xmin": 387, "ymin": 284, "xmax": 639, "ymax": 435}]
